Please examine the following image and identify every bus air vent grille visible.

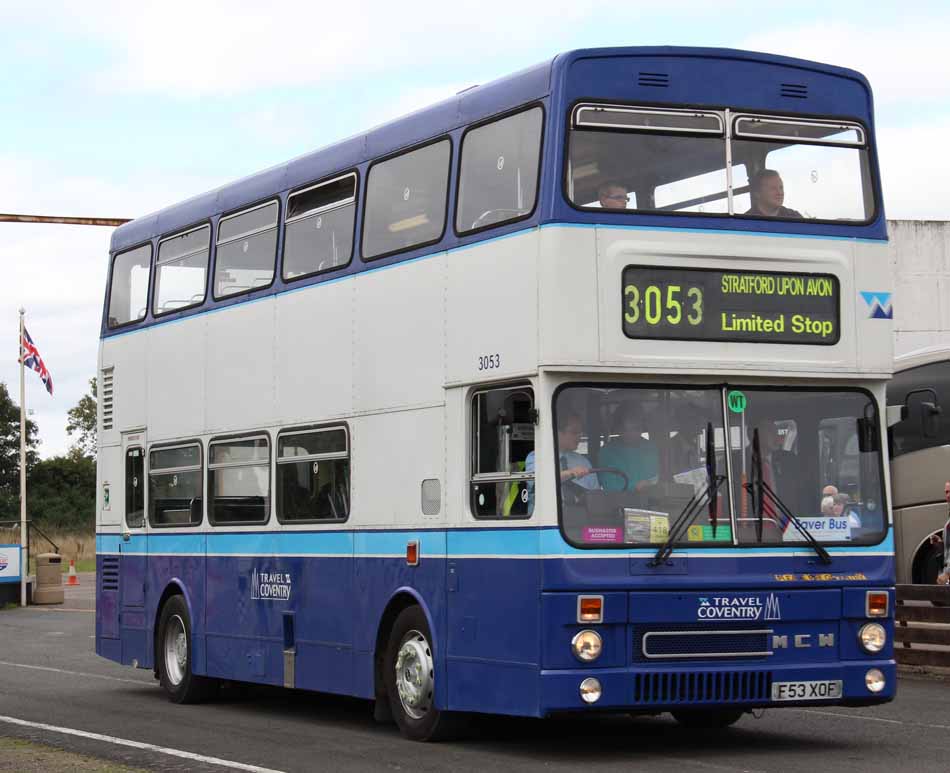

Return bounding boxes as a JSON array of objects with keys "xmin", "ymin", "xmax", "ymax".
[
  {"xmin": 638, "ymin": 72, "xmax": 670, "ymax": 88},
  {"xmin": 100, "ymin": 556, "xmax": 120, "ymax": 592},
  {"xmin": 635, "ymin": 624, "xmax": 771, "ymax": 661},
  {"xmin": 632, "ymin": 669, "xmax": 773, "ymax": 705},
  {"xmin": 101, "ymin": 368, "xmax": 114, "ymax": 431},
  {"xmin": 780, "ymin": 83, "xmax": 808, "ymax": 99}
]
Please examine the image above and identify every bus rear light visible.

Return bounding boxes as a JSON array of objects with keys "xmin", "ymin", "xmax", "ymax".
[
  {"xmin": 578, "ymin": 595, "xmax": 603, "ymax": 623},
  {"xmin": 406, "ymin": 541, "xmax": 419, "ymax": 567},
  {"xmin": 866, "ymin": 591, "xmax": 888, "ymax": 617}
]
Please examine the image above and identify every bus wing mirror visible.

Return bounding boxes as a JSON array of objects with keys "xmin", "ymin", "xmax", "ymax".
[
  {"xmin": 921, "ymin": 401, "xmax": 942, "ymax": 440},
  {"xmin": 885, "ymin": 404, "xmax": 907, "ymax": 428}
]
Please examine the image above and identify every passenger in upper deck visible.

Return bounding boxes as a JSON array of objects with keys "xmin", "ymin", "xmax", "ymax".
[
  {"xmin": 598, "ymin": 180, "xmax": 630, "ymax": 210},
  {"xmin": 745, "ymin": 169, "xmax": 802, "ymax": 218}
]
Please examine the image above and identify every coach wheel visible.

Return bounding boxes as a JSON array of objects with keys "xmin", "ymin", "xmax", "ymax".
[
  {"xmin": 671, "ymin": 709, "xmax": 744, "ymax": 729},
  {"xmin": 157, "ymin": 594, "xmax": 216, "ymax": 704},
  {"xmin": 384, "ymin": 606, "xmax": 461, "ymax": 741}
]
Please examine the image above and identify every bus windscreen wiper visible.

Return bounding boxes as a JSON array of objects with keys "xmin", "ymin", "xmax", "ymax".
[
  {"xmin": 743, "ymin": 428, "xmax": 832, "ymax": 565},
  {"xmin": 651, "ymin": 422, "xmax": 726, "ymax": 567}
]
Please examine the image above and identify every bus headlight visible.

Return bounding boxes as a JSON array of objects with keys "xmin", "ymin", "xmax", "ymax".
[
  {"xmin": 865, "ymin": 668, "xmax": 886, "ymax": 693},
  {"xmin": 571, "ymin": 630, "xmax": 603, "ymax": 662},
  {"xmin": 858, "ymin": 623, "xmax": 886, "ymax": 654}
]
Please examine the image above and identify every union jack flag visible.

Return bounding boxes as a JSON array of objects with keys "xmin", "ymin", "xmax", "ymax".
[{"xmin": 20, "ymin": 327, "xmax": 53, "ymax": 396}]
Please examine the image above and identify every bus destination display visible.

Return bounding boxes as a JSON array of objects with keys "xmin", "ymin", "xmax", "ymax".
[{"xmin": 621, "ymin": 266, "xmax": 839, "ymax": 345}]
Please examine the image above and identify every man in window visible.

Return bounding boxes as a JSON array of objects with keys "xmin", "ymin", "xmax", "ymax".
[
  {"xmin": 598, "ymin": 180, "xmax": 630, "ymax": 210},
  {"xmin": 525, "ymin": 412, "xmax": 599, "ymax": 513},
  {"xmin": 746, "ymin": 169, "xmax": 802, "ymax": 218}
]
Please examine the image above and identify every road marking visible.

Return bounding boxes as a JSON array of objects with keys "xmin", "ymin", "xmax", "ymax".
[
  {"xmin": 30, "ymin": 607, "xmax": 94, "ymax": 613},
  {"xmin": 794, "ymin": 708, "xmax": 950, "ymax": 731},
  {"xmin": 0, "ymin": 714, "xmax": 286, "ymax": 773},
  {"xmin": 0, "ymin": 660, "xmax": 146, "ymax": 685}
]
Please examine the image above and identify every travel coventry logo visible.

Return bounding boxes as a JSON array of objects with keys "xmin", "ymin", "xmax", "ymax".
[
  {"xmin": 250, "ymin": 567, "xmax": 292, "ymax": 601},
  {"xmin": 697, "ymin": 593, "xmax": 782, "ymax": 621},
  {"xmin": 860, "ymin": 292, "xmax": 893, "ymax": 320}
]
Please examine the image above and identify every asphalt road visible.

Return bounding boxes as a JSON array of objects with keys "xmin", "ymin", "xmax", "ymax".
[{"xmin": 1, "ymin": 577, "xmax": 949, "ymax": 773}]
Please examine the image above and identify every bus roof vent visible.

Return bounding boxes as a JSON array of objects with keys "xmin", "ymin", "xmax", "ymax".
[
  {"xmin": 101, "ymin": 368, "xmax": 114, "ymax": 431},
  {"xmin": 780, "ymin": 82, "xmax": 808, "ymax": 99},
  {"xmin": 638, "ymin": 71, "xmax": 670, "ymax": 88}
]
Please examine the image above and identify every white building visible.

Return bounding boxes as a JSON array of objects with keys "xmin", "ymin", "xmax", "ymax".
[{"xmin": 889, "ymin": 220, "xmax": 950, "ymax": 355}]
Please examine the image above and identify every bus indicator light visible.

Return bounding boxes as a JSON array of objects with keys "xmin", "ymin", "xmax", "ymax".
[
  {"xmin": 406, "ymin": 541, "xmax": 419, "ymax": 567},
  {"xmin": 866, "ymin": 591, "xmax": 888, "ymax": 617},
  {"xmin": 578, "ymin": 595, "xmax": 603, "ymax": 623}
]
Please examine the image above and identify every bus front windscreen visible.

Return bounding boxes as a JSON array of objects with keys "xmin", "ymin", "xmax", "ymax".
[{"xmin": 554, "ymin": 385, "xmax": 887, "ymax": 549}]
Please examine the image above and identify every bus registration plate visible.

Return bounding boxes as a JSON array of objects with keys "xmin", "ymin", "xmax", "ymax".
[{"xmin": 771, "ymin": 680, "xmax": 842, "ymax": 701}]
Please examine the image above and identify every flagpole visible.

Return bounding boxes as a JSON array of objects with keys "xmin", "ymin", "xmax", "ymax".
[{"xmin": 18, "ymin": 309, "xmax": 27, "ymax": 607}]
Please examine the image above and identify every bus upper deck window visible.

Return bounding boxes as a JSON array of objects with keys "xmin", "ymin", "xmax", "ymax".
[
  {"xmin": 154, "ymin": 225, "xmax": 210, "ymax": 316},
  {"xmin": 214, "ymin": 201, "xmax": 279, "ymax": 299},
  {"xmin": 362, "ymin": 139, "xmax": 451, "ymax": 260},
  {"xmin": 284, "ymin": 174, "xmax": 357, "ymax": 281},
  {"xmin": 568, "ymin": 105, "xmax": 727, "ymax": 215},
  {"xmin": 731, "ymin": 116, "xmax": 872, "ymax": 223},
  {"xmin": 456, "ymin": 106, "xmax": 543, "ymax": 234},
  {"xmin": 107, "ymin": 244, "xmax": 151, "ymax": 328}
]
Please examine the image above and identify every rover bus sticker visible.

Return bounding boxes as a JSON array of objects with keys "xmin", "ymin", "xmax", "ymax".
[{"xmin": 251, "ymin": 568, "xmax": 292, "ymax": 601}]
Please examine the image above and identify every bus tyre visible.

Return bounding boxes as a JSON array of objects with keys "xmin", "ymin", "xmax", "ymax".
[
  {"xmin": 384, "ymin": 606, "xmax": 460, "ymax": 742},
  {"xmin": 157, "ymin": 595, "xmax": 216, "ymax": 704},
  {"xmin": 671, "ymin": 709, "xmax": 744, "ymax": 729}
]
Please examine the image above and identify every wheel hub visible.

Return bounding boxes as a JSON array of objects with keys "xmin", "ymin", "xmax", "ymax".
[{"xmin": 394, "ymin": 631, "xmax": 434, "ymax": 720}]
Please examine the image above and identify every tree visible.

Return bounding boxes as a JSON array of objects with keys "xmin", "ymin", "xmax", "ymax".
[
  {"xmin": 28, "ymin": 453, "xmax": 96, "ymax": 531},
  {"xmin": 66, "ymin": 377, "xmax": 97, "ymax": 458},
  {"xmin": 0, "ymin": 381, "xmax": 40, "ymax": 523}
]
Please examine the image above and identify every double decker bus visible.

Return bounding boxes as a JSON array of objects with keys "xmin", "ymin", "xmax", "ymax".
[{"xmin": 96, "ymin": 47, "xmax": 895, "ymax": 741}]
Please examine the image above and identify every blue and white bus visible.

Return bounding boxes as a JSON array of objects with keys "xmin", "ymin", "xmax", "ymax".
[{"xmin": 96, "ymin": 46, "xmax": 896, "ymax": 741}]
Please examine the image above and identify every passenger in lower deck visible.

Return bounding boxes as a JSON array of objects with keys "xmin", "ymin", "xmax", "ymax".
[{"xmin": 599, "ymin": 402, "xmax": 658, "ymax": 492}]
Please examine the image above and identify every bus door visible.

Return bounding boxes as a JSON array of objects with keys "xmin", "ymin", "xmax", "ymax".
[{"xmin": 119, "ymin": 431, "xmax": 148, "ymax": 663}]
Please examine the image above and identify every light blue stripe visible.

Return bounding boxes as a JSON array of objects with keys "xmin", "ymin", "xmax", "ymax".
[{"xmin": 97, "ymin": 527, "xmax": 893, "ymax": 558}]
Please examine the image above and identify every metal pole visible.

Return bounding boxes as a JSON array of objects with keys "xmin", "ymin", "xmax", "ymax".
[
  {"xmin": 0, "ymin": 213, "xmax": 129, "ymax": 227},
  {"xmin": 18, "ymin": 309, "xmax": 27, "ymax": 607}
]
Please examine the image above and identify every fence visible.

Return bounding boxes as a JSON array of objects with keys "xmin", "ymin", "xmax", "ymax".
[{"xmin": 895, "ymin": 584, "xmax": 950, "ymax": 667}]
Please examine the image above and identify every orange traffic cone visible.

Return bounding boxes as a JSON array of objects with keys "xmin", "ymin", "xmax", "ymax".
[{"xmin": 66, "ymin": 559, "xmax": 80, "ymax": 586}]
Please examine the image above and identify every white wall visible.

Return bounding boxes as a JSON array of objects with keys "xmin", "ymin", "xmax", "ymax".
[{"xmin": 889, "ymin": 220, "xmax": 950, "ymax": 355}]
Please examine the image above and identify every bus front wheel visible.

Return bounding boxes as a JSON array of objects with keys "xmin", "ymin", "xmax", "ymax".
[
  {"xmin": 157, "ymin": 594, "xmax": 216, "ymax": 704},
  {"xmin": 384, "ymin": 606, "xmax": 460, "ymax": 741},
  {"xmin": 671, "ymin": 709, "xmax": 744, "ymax": 729}
]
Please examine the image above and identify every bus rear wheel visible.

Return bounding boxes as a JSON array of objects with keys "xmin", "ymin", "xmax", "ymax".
[
  {"xmin": 671, "ymin": 709, "xmax": 744, "ymax": 729},
  {"xmin": 384, "ymin": 606, "xmax": 460, "ymax": 741},
  {"xmin": 157, "ymin": 595, "xmax": 216, "ymax": 704}
]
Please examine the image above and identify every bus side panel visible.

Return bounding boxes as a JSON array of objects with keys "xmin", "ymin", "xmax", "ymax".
[
  {"xmin": 353, "ymin": 531, "xmax": 448, "ymax": 703},
  {"xmin": 445, "ymin": 532, "xmax": 542, "ymax": 717},
  {"xmin": 204, "ymin": 534, "xmax": 354, "ymax": 693},
  {"xmin": 147, "ymin": 538, "xmax": 207, "ymax": 675}
]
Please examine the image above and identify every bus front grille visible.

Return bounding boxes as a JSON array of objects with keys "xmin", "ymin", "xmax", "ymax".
[{"xmin": 632, "ymin": 670, "xmax": 772, "ymax": 705}]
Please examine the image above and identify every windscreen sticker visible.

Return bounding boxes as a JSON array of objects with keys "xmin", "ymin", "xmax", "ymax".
[
  {"xmin": 782, "ymin": 516, "xmax": 851, "ymax": 543},
  {"xmin": 582, "ymin": 526, "xmax": 623, "ymax": 544},
  {"xmin": 727, "ymin": 390, "xmax": 747, "ymax": 413},
  {"xmin": 624, "ymin": 508, "xmax": 669, "ymax": 543},
  {"xmin": 687, "ymin": 524, "xmax": 733, "ymax": 542}
]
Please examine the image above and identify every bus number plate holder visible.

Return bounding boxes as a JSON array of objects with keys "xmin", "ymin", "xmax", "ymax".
[{"xmin": 771, "ymin": 680, "xmax": 842, "ymax": 701}]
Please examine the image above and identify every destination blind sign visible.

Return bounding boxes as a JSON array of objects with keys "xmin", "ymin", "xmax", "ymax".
[{"xmin": 621, "ymin": 266, "xmax": 840, "ymax": 345}]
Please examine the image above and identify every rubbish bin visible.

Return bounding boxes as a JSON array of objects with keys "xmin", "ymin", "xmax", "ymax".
[{"xmin": 33, "ymin": 553, "xmax": 64, "ymax": 605}]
